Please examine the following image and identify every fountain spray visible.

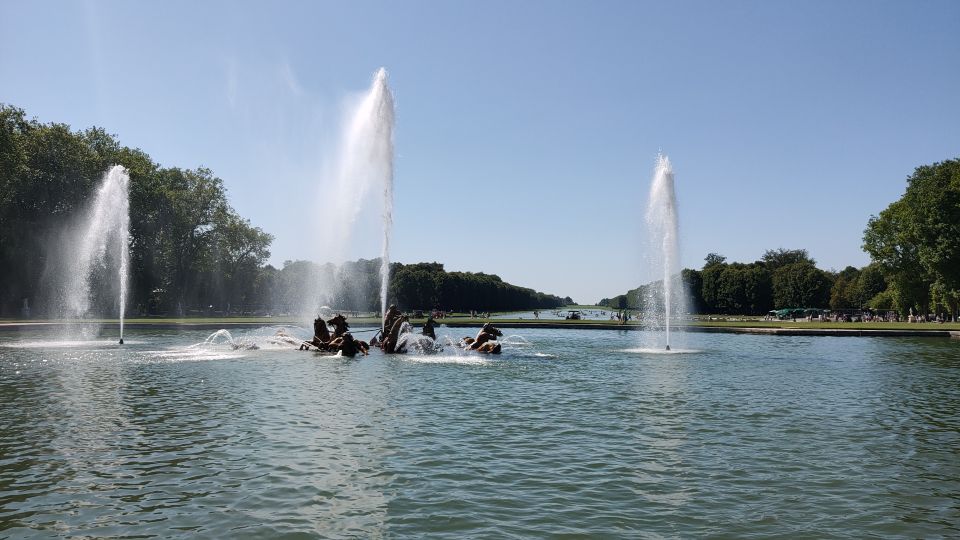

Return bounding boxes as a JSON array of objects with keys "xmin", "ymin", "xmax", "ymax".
[
  {"xmin": 62, "ymin": 165, "xmax": 130, "ymax": 343},
  {"xmin": 371, "ymin": 69, "xmax": 395, "ymax": 318},
  {"xmin": 645, "ymin": 154, "xmax": 681, "ymax": 351},
  {"xmin": 312, "ymin": 68, "xmax": 395, "ymax": 317}
]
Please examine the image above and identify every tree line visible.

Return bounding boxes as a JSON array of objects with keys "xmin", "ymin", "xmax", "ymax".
[
  {"xmin": 388, "ymin": 262, "xmax": 570, "ymax": 312},
  {"xmin": 600, "ymin": 158, "xmax": 959, "ymax": 319},
  {"xmin": 0, "ymin": 104, "xmax": 274, "ymax": 317},
  {"xmin": 0, "ymin": 104, "xmax": 567, "ymax": 317},
  {"xmin": 254, "ymin": 259, "xmax": 568, "ymax": 315}
]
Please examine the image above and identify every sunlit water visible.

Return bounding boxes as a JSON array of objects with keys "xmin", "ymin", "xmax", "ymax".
[{"xmin": 1, "ymin": 328, "xmax": 958, "ymax": 537}]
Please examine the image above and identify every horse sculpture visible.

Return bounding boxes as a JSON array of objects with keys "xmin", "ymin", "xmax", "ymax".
[
  {"xmin": 381, "ymin": 315, "xmax": 409, "ymax": 354},
  {"xmin": 461, "ymin": 322, "xmax": 503, "ymax": 354},
  {"xmin": 422, "ymin": 316, "xmax": 436, "ymax": 340},
  {"xmin": 299, "ymin": 316, "xmax": 332, "ymax": 350},
  {"xmin": 298, "ymin": 314, "xmax": 368, "ymax": 356},
  {"xmin": 327, "ymin": 313, "xmax": 349, "ymax": 338}
]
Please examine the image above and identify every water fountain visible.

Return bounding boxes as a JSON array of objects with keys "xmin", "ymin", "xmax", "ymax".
[
  {"xmin": 61, "ymin": 165, "xmax": 130, "ymax": 344},
  {"xmin": 308, "ymin": 68, "xmax": 395, "ymax": 317},
  {"xmin": 643, "ymin": 153, "xmax": 687, "ymax": 351}
]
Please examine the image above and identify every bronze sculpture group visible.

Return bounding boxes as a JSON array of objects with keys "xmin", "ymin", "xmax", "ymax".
[
  {"xmin": 297, "ymin": 313, "xmax": 370, "ymax": 356},
  {"xmin": 296, "ymin": 305, "xmax": 503, "ymax": 357}
]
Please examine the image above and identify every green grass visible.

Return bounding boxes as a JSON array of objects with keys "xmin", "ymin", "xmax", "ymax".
[
  {"xmin": 690, "ymin": 319, "xmax": 960, "ymax": 331},
  {"xmin": 2, "ymin": 315, "xmax": 957, "ymax": 332}
]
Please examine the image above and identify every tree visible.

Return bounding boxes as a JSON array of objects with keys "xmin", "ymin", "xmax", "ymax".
[
  {"xmin": 762, "ymin": 248, "xmax": 815, "ymax": 271},
  {"xmin": 159, "ymin": 167, "xmax": 228, "ymax": 313},
  {"xmin": 829, "ymin": 266, "xmax": 861, "ymax": 309},
  {"xmin": 772, "ymin": 262, "xmax": 832, "ymax": 308},
  {"xmin": 681, "ymin": 268, "xmax": 704, "ymax": 313},
  {"xmin": 703, "ymin": 253, "xmax": 726, "ymax": 268},
  {"xmin": 701, "ymin": 261, "xmax": 772, "ymax": 314},
  {"xmin": 388, "ymin": 262, "xmax": 565, "ymax": 312},
  {"xmin": 863, "ymin": 158, "xmax": 960, "ymax": 317},
  {"xmin": 210, "ymin": 211, "xmax": 273, "ymax": 310},
  {"xmin": 0, "ymin": 104, "xmax": 280, "ymax": 316}
]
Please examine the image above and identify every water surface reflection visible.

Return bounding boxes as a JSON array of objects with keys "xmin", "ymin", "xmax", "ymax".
[{"xmin": 1, "ymin": 328, "xmax": 958, "ymax": 537}]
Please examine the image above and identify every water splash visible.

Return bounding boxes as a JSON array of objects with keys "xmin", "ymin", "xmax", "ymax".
[
  {"xmin": 61, "ymin": 165, "xmax": 130, "ymax": 343},
  {"xmin": 308, "ymin": 68, "xmax": 395, "ymax": 316},
  {"xmin": 395, "ymin": 332, "xmax": 441, "ymax": 354},
  {"xmin": 201, "ymin": 329, "xmax": 235, "ymax": 346},
  {"xmin": 501, "ymin": 335, "xmax": 532, "ymax": 346},
  {"xmin": 643, "ymin": 154, "xmax": 687, "ymax": 351},
  {"xmin": 186, "ymin": 329, "xmax": 260, "ymax": 351}
]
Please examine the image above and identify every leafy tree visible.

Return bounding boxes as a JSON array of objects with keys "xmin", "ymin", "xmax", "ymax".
[
  {"xmin": 699, "ymin": 261, "xmax": 772, "ymax": 314},
  {"xmin": 858, "ymin": 264, "xmax": 886, "ymax": 303},
  {"xmin": 829, "ymin": 263, "xmax": 889, "ymax": 311},
  {"xmin": 703, "ymin": 253, "xmax": 726, "ymax": 268},
  {"xmin": 772, "ymin": 262, "xmax": 832, "ymax": 308},
  {"xmin": 762, "ymin": 248, "xmax": 815, "ymax": 271},
  {"xmin": 0, "ymin": 104, "xmax": 572, "ymax": 317},
  {"xmin": 681, "ymin": 268, "xmax": 704, "ymax": 313},
  {"xmin": 210, "ymin": 211, "xmax": 273, "ymax": 310},
  {"xmin": 829, "ymin": 266, "xmax": 861, "ymax": 309},
  {"xmin": 863, "ymin": 158, "xmax": 960, "ymax": 316}
]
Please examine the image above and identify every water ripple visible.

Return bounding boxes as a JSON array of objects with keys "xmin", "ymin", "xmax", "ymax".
[{"xmin": 1, "ymin": 329, "xmax": 958, "ymax": 537}]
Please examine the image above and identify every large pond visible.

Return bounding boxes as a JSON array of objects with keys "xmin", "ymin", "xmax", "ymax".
[{"xmin": 1, "ymin": 326, "xmax": 958, "ymax": 538}]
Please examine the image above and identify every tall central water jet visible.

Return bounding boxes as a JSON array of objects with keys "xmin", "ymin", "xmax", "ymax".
[
  {"xmin": 644, "ymin": 154, "xmax": 684, "ymax": 351},
  {"xmin": 62, "ymin": 165, "xmax": 130, "ymax": 343},
  {"xmin": 316, "ymin": 68, "xmax": 395, "ymax": 316}
]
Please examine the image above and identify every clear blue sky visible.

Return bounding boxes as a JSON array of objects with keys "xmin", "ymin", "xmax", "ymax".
[{"xmin": 2, "ymin": 0, "xmax": 958, "ymax": 303}]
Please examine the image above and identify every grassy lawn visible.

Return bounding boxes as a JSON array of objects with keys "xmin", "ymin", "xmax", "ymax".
[
  {"xmin": 689, "ymin": 319, "xmax": 960, "ymax": 331},
  {"xmin": 2, "ymin": 315, "xmax": 957, "ymax": 332}
]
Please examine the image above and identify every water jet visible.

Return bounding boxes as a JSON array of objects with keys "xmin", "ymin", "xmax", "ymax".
[
  {"xmin": 305, "ymin": 68, "xmax": 395, "ymax": 316},
  {"xmin": 60, "ymin": 165, "xmax": 130, "ymax": 342},
  {"xmin": 643, "ymin": 154, "xmax": 687, "ymax": 351}
]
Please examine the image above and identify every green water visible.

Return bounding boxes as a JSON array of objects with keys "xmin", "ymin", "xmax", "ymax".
[{"xmin": 1, "ymin": 327, "xmax": 958, "ymax": 538}]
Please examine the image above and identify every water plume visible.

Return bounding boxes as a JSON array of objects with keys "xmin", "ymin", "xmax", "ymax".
[
  {"xmin": 643, "ymin": 154, "xmax": 687, "ymax": 350},
  {"xmin": 59, "ymin": 165, "xmax": 130, "ymax": 342},
  {"xmin": 309, "ymin": 68, "xmax": 395, "ymax": 317}
]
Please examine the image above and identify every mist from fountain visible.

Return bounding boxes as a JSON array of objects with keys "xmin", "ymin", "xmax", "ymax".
[
  {"xmin": 60, "ymin": 165, "xmax": 130, "ymax": 343},
  {"xmin": 307, "ymin": 68, "xmax": 395, "ymax": 317},
  {"xmin": 643, "ymin": 154, "xmax": 687, "ymax": 351}
]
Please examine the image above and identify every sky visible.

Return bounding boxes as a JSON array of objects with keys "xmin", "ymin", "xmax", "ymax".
[{"xmin": 2, "ymin": 0, "xmax": 958, "ymax": 304}]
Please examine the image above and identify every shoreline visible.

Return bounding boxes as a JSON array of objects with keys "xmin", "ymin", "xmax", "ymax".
[{"xmin": 1, "ymin": 319, "xmax": 957, "ymax": 339}]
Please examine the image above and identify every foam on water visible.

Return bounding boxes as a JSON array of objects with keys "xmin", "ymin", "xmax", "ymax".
[
  {"xmin": 151, "ymin": 349, "xmax": 247, "ymax": 362},
  {"xmin": 401, "ymin": 354, "xmax": 491, "ymax": 365},
  {"xmin": 502, "ymin": 335, "xmax": 532, "ymax": 346},
  {"xmin": 1, "ymin": 340, "xmax": 143, "ymax": 349},
  {"xmin": 622, "ymin": 347, "xmax": 702, "ymax": 355}
]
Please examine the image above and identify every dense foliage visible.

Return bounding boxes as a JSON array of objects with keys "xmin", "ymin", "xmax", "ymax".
[
  {"xmin": 390, "ymin": 262, "xmax": 569, "ymax": 312},
  {"xmin": 0, "ymin": 105, "xmax": 274, "ymax": 317},
  {"xmin": 258, "ymin": 259, "xmax": 568, "ymax": 315},
  {"xmin": 0, "ymin": 105, "xmax": 566, "ymax": 317},
  {"xmin": 599, "ymin": 249, "xmax": 836, "ymax": 314},
  {"xmin": 863, "ymin": 159, "xmax": 960, "ymax": 316}
]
